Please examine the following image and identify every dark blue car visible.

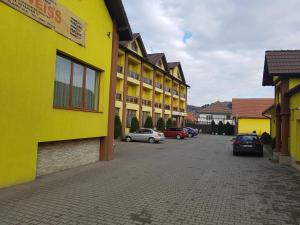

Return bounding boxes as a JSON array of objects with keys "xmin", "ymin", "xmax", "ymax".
[{"xmin": 184, "ymin": 127, "xmax": 198, "ymax": 137}]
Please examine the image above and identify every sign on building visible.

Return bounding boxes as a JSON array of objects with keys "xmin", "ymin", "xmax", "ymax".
[{"xmin": 1, "ymin": 0, "xmax": 86, "ymax": 46}]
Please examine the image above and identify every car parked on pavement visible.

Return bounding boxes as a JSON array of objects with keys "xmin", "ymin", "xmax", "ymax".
[
  {"xmin": 184, "ymin": 127, "xmax": 198, "ymax": 137},
  {"xmin": 232, "ymin": 133, "xmax": 263, "ymax": 156},
  {"xmin": 125, "ymin": 128, "xmax": 165, "ymax": 143},
  {"xmin": 163, "ymin": 128, "xmax": 188, "ymax": 139}
]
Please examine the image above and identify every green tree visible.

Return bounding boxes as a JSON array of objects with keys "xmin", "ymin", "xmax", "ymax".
[
  {"xmin": 157, "ymin": 118, "xmax": 165, "ymax": 131},
  {"xmin": 144, "ymin": 116, "xmax": 154, "ymax": 129},
  {"xmin": 211, "ymin": 120, "xmax": 216, "ymax": 134},
  {"xmin": 217, "ymin": 121, "xmax": 224, "ymax": 135},
  {"xmin": 130, "ymin": 117, "xmax": 139, "ymax": 133},
  {"xmin": 166, "ymin": 118, "xmax": 172, "ymax": 129},
  {"xmin": 114, "ymin": 115, "xmax": 122, "ymax": 139},
  {"xmin": 225, "ymin": 122, "xmax": 231, "ymax": 136}
]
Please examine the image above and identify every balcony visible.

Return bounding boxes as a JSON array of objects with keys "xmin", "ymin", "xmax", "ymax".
[
  {"xmin": 143, "ymin": 78, "xmax": 153, "ymax": 85},
  {"xmin": 165, "ymin": 104, "xmax": 171, "ymax": 110},
  {"xmin": 155, "ymin": 102, "xmax": 162, "ymax": 109},
  {"xmin": 117, "ymin": 65, "xmax": 123, "ymax": 74},
  {"xmin": 126, "ymin": 96, "xmax": 139, "ymax": 104},
  {"xmin": 165, "ymin": 87, "xmax": 171, "ymax": 93},
  {"xmin": 180, "ymin": 108, "xmax": 185, "ymax": 112},
  {"xmin": 180, "ymin": 93, "xmax": 186, "ymax": 99},
  {"xmin": 173, "ymin": 107, "xmax": 178, "ymax": 112},
  {"xmin": 128, "ymin": 71, "xmax": 140, "ymax": 80},
  {"xmin": 142, "ymin": 99, "xmax": 152, "ymax": 107},
  {"xmin": 155, "ymin": 82, "xmax": 163, "ymax": 89},
  {"xmin": 116, "ymin": 92, "xmax": 122, "ymax": 101},
  {"xmin": 173, "ymin": 90, "xmax": 179, "ymax": 96}
]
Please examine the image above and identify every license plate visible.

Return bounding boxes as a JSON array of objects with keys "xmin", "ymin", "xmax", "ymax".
[{"xmin": 243, "ymin": 145, "xmax": 253, "ymax": 147}]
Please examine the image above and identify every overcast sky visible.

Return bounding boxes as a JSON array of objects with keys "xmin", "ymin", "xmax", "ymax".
[{"xmin": 122, "ymin": 0, "xmax": 300, "ymax": 106}]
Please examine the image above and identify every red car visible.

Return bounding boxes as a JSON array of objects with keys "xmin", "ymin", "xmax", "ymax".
[{"xmin": 163, "ymin": 128, "xmax": 188, "ymax": 139}]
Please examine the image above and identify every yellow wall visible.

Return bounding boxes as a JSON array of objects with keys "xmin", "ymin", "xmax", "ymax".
[
  {"xmin": 238, "ymin": 118, "xmax": 271, "ymax": 135},
  {"xmin": 289, "ymin": 91, "xmax": 300, "ymax": 161},
  {"xmin": 0, "ymin": 0, "xmax": 113, "ymax": 188}
]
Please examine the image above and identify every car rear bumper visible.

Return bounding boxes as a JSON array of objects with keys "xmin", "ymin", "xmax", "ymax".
[{"xmin": 234, "ymin": 146, "xmax": 263, "ymax": 153}]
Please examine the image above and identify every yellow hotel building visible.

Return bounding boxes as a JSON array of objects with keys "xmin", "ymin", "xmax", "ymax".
[
  {"xmin": 0, "ymin": 0, "xmax": 132, "ymax": 188},
  {"xmin": 263, "ymin": 50, "xmax": 300, "ymax": 168},
  {"xmin": 115, "ymin": 34, "xmax": 189, "ymax": 134}
]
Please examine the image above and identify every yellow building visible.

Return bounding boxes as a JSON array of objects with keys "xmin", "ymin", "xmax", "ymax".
[
  {"xmin": 0, "ymin": 0, "xmax": 132, "ymax": 188},
  {"xmin": 263, "ymin": 50, "xmax": 300, "ymax": 167},
  {"xmin": 115, "ymin": 34, "xmax": 189, "ymax": 134},
  {"xmin": 232, "ymin": 98, "xmax": 274, "ymax": 136}
]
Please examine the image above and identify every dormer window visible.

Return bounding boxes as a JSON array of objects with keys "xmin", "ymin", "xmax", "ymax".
[{"xmin": 131, "ymin": 41, "xmax": 138, "ymax": 52}]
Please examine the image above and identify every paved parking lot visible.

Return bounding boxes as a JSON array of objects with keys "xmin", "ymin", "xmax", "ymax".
[{"xmin": 1, "ymin": 135, "xmax": 300, "ymax": 225}]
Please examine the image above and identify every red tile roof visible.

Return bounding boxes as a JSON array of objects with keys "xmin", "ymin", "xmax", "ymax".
[
  {"xmin": 199, "ymin": 101, "xmax": 231, "ymax": 114},
  {"xmin": 232, "ymin": 98, "xmax": 274, "ymax": 119}
]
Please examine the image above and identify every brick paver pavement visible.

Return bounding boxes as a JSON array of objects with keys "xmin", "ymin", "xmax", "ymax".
[{"xmin": 1, "ymin": 135, "xmax": 300, "ymax": 225}]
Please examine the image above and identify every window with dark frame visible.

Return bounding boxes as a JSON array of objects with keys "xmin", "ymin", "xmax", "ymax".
[{"xmin": 53, "ymin": 54, "xmax": 100, "ymax": 112}]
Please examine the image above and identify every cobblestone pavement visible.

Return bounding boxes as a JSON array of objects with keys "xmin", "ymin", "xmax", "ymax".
[{"xmin": 1, "ymin": 135, "xmax": 300, "ymax": 225}]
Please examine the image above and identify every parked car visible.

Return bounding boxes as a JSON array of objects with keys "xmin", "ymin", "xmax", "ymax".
[
  {"xmin": 163, "ymin": 128, "xmax": 188, "ymax": 139},
  {"xmin": 184, "ymin": 127, "xmax": 198, "ymax": 137},
  {"xmin": 125, "ymin": 129, "xmax": 165, "ymax": 143},
  {"xmin": 232, "ymin": 133, "xmax": 263, "ymax": 156}
]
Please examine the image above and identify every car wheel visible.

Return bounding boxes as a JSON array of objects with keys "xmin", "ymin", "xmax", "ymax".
[
  {"xmin": 176, "ymin": 135, "xmax": 181, "ymax": 140},
  {"xmin": 189, "ymin": 133, "xmax": 193, "ymax": 138},
  {"xmin": 149, "ymin": 138, "xmax": 155, "ymax": 144},
  {"xmin": 125, "ymin": 136, "xmax": 132, "ymax": 142}
]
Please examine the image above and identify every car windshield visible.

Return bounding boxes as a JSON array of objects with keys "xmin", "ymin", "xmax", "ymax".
[{"xmin": 237, "ymin": 135, "xmax": 258, "ymax": 142}]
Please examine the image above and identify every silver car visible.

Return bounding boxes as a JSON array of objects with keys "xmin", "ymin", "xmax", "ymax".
[{"xmin": 125, "ymin": 129, "xmax": 165, "ymax": 143}]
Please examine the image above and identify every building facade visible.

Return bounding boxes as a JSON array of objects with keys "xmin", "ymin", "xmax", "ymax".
[
  {"xmin": 263, "ymin": 50, "xmax": 300, "ymax": 166},
  {"xmin": 0, "ymin": 0, "xmax": 132, "ymax": 188},
  {"xmin": 115, "ymin": 34, "xmax": 189, "ymax": 134},
  {"xmin": 198, "ymin": 101, "xmax": 233, "ymax": 125},
  {"xmin": 232, "ymin": 98, "xmax": 274, "ymax": 136}
]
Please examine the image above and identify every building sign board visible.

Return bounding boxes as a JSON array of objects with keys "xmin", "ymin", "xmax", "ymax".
[{"xmin": 1, "ymin": 0, "xmax": 86, "ymax": 46}]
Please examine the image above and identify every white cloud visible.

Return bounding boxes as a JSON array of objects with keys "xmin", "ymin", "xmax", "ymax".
[{"xmin": 123, "ymin": 0, "xmax": 300, "ymax": 105}]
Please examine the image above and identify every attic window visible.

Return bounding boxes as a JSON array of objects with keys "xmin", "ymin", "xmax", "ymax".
[
  {"xmin": 131, "ymin": 41, "xmax": 138, "ymax": 52},
  {"xmin": 158, "ymin": 60, "xmax": 162, "ymax": 67}
]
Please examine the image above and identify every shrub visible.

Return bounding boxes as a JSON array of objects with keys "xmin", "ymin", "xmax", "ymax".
[
  {"xmin": 217, "ymin": 121, "xmax": 224, "ymax": 135},
  {"xmin": 157, "ymin": 118, "xmax": 165, "ymax": 131},
  {"xmin": 225, "ymin": 122, "xmax": 231, "ymax": 135},
  {"xmin": 130, "ymin": 117, "xmax": 139, "ymax": 133},
  {"xmin": 114, "ymin": 115, "xmax": 122, "ymax": 139},
  {"xmin": 144, "ymin": 116, "xmax": 154, "ymax": 129},
  {"xmin": 211, "ymin": 120, "xmax": 216, "ymax": 134},
  {"xmin": 261, "ymin": 132, "xmax": 272, "ymax": 145},
  {"xmin": 166, "ymin": 118, "xmax": 172, "ymax": 129}
]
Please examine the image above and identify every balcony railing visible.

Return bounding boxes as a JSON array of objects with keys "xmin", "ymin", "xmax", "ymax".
[
  {"xmin": 155, "ymin": 102, "xmax": 162, "ymax": 109},
  {"xmin": 155, "ymin": 82, "xmax": 163, "ymax": 89},
  {"xmin": 128, "ymin": 71, "xmax": 140, "ymax": 80},
  {"xmin": 173, "ymin": 107, "xmax": 178, "ymax": 111},
  {"xmin": 165, "ymin": 104, "xmax": 171, "ymax": 110},
  {"xmin": 126, "ymin": 96, "xmax": 139, "ymax": 104},
  {"xmin": 143, "ymin": 78, "xmax": 153, "ymax": 85},
  {"xmin": 117, "ymin": 65, "xmax": 123, "ymax": 74},
  {"xmin": 116, "ymin": 92, "xmax": 122, "ymax": 101},
  {"xmin": 165, "ymin": 87, "xmax": 172, "ymax": 93},
  {"xmin": 180, "ymin": 93, "xmax": 186, "ymax": 98},
  {"xmin": 142, "ymin": 99, "xmax": 152, "ymax": 106},
  {"xmin": 173, "ymin": 90, "xmax": 179, "ymax": 96}
]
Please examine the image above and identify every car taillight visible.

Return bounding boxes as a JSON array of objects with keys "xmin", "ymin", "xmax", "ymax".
[{"xmin": 234, "ymin": 141, "xmax": 241, "ymax": 145}]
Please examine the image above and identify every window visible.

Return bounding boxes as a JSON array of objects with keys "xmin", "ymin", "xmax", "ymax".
[
  {"xmin": 131, "ymin": 41, "xmax": 138, "ymax": 52},
  {"xmin": 53, "ymin": 54, "xmax": 100, "ymax": 111},
  {"xmin": 142, "ymin": 111, "xmax": 151, "ymax": 127},
  {"xmin": 115, "ymin": 108, "xmax": 120, "ymax": 117},
  {"xmin": 126, "ymin": 109, "xmax": 137, "ymax": 128},
  {"xmin": 155, "ymin": 113, "xmax": 160, "ymax": 127}
]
